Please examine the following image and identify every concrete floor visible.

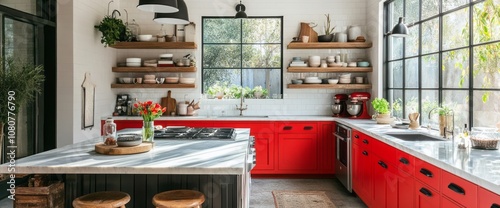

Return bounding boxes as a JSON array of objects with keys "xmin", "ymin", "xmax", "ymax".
[
  {"xmin": 250, "ymin": 178, "xmax": 367, "ymax": 208},
  {"xmin": 0, "ymin": 178, "xmax": 366, "ymax": 208}
]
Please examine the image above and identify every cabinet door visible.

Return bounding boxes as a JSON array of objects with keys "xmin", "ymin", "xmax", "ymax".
[
  {"xmin": 478, "ymin": 187, "xmax": 500, "ymax": 208},
  {"xmin": 253, "ymin": 133, "xmax": 275, "ymax": 171},
  {"xmin": 278, "ymin": 133, "xmax": 317, "ymax": 172},
  {"xmin": 372, "ymin": 154, "xmax": 398, "ymax": 208},
  {"xmin": 441, "ymin": 170, "xmax": 477, "ymax": 208},
  {"xmin": 441, "ymin": 195, "xmax": 464, "ymax": 208},
  {"xmin": 318, "ymin": 122, "xmax": 335, "ymax": 174},
  {"xmin": 395, "ymin": 167, "xmax": 414, "ymax": 208},
  {"xmin": 415, "ymin": 158, "xmax": 441, "ymax": 191},
  {"xmin": 352, "ymin": 143, "xmax": 372, "ymax": 206},
  {"xmin": 415, "ymin": 180, "xmax": 440, "ymax": 208}
]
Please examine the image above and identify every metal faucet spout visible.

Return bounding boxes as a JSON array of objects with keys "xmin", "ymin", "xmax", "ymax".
[{"xmin": 236, "ymin": 89, "xmax": 248, "ymax": 116}]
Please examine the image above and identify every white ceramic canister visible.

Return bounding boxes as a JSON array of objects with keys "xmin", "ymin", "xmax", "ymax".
[
  {"xmin": 177, "ymin": 103, "xmax": 188, "ymax": 115},
  {"xmin": 185, "ymin": 22, "xmax": 195, "ymax": 42},
  {"xmin": 348, "ymin": 25, "xmax": 361, "ymax": 41}
]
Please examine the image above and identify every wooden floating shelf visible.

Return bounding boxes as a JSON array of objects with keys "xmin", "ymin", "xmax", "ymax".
[
  {"xmin": 111, "ymin": 84, "xmax": 195, "ymax": 89},
  {"xmin": 110, "ymin": 42, "xmax": 197, "ymax": 49},
  {"xmin": 112, "ymin": 67, "xmax": 197, "ymax": 73},
  {"xmin": 287, "ymin": 66, "xmax": 372, "ymax": 73},
  {"xmin": 287, "ymin": 42, "xmax": 372, "ymax": 49},
  {"xmin": 287, "ymin": 83, "xmax": 372, "ymax": 89}
]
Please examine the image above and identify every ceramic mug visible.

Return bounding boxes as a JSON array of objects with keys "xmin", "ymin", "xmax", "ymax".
[
  {"xmin": 355, "ymin": 77, "xmax": 363, "ymax": 84},
  {"xmin": 302, "ymin": 36, "xmax": 309, "ymax": 43},
  {"xmin": 134, "ymin": 77, "xmax": 143, "ymax": 84}
]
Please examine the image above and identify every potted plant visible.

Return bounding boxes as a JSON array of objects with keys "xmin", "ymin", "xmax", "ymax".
[
  {"xmin": 252, "ymin": 86, "xmax": 268, "ymax": 99},
  {"xmin": 0, "ymin": 58, "xmax": 45, "ymax": 162},
  {"xmin": 94, "ymin": 10, "xmax": 130, "ymax": 47},
  {"xmin": 207, "ymin": 82, "xmax": 227, "ymax": 99},
  {"xmin": 371, "ymin": 98, "xmax": 392, "ymax": 124},
  {"xmin": 318, "ymin": 14, "xmax": 335, "ymax": 42}
]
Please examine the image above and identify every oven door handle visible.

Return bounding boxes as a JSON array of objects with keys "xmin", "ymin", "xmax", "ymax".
[{"xmin": 334, "ymin": 133, "xmax": 347, "ymax": 141}]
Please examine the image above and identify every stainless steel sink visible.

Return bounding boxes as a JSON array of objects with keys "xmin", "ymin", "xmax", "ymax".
[{"xmin": 385, "ymin": 133, "xmax": 446, "ymax": 141}]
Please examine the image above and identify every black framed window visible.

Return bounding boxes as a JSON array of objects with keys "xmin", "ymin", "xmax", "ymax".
[
  {"xmin": 384, "ymin": 0, "xmax": 500, "ymax": 128},
  {"xmin": 201, "ymin": 16, "xmax": 283, "ymax": 98}
]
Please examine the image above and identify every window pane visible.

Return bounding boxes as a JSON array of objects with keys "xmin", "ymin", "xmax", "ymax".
[
  {"xmin": 443, "ymin": 0, "xmax": 468, "ymax": 12},
  {"xmin": 242, "ymin": 69, "xmax": 281, "ymax": 96},
  {"xmin": 388, "ymin": 61, "xmax": 403, "ymax": 88},
  {"xmin": 405, "ymin": 25, "xmax": 420, "ymax": 57},
  {"xmin": 422, "ymin": 0, "xmax": 439, "ymax": 19},
  {"xmin": 473, "ymin": 42, "xmax": 500, "ymax": 89},
  {"xmin": 442, "ymin": 48, "xmax": 470, "ymax": 88},
  {"xmin": 203, "ymin": 19, "xmax": 241, "ymax": 43},
  {"xmin": 405, "ymin": 90, "xmax": 420, "ymax": 115},
  {"xmin": 203, "ymin": 69, "xmax": 241, "ymax": 90},
  {"xmin": 443, "ymin": 8, "xmax": 469, "ymax": 50},
  {"xmin": 422, "ymin": 18, "xmax": 439, "ymax": 54},
  {"xmin": 473, "ymin": 1, "xmax": 500, "ymax": 44},
  {"xmin": 243, "ymin": 19, "xmax": 281, "ymax": 43},
  {"xmin": 242, "ymin": 44, "xmax": 281, "ymax": 68},
  {"xmin": 203, "ymin": 45, "xmax": 241, "ymax": 68},
  {"xmin": 473, "ymin": 90, "xmax": 500, "ymax": 127},
  {"xmin": 0, "ymin": 0, "xmax": 37, "ymax": 16},
  {"xmin": 421, "ymin": 90, "xmax": 439, "ymax": 125},
  {"xmin": 389, "ymin": 35, "xmax": 404, "ymax": 60},
  {"xmin": 388, "ymin": 90, "xmax": 403, "ymax": 118},
  {"xmin": 443, "ymin": 90, "xmax": 469, "ymax": 128},
  {"xmin": 406, "ymin": 0, "xmax": 420, "ymax": 23},
  {"xmin": 405, "ymin": 58, "xmax": 419, "ymax": 88},
  {"xmin": 422, "ymin": 54, "xmax": 439, "ymax": 88}
]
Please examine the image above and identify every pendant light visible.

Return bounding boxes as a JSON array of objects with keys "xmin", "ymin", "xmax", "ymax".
[
  {"xmin": 137, "ymin": 0, "xmax": 179, "ymax": 13},
  {"xmin": 154, "ymin": 0, "xmax": 189, "ymax": 24},
  {"xmin": 386, "ymin": 17, "xmax": 408, "ymax": 38},
  {"xmin": 235, "ymin": 0, "xmax": 247, "ymax": 19}
]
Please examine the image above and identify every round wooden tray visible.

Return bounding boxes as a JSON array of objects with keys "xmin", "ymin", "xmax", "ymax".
[{"xmin": 95, "ymin": 142, "xmax": 153, "ymax": 155}]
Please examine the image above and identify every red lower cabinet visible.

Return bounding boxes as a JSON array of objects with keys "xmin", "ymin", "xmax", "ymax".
[
  {"xmin": 441, "ymin": 195, "xmax": 464, "ymax": 208},
  {"xmin": 352, "ymin": 143, "xmax": 372, "ymax": 206},
  {"xmin": 318, "ymin": 122, "xmax": 335, "ymax": 174},
  {"xmin": 371, "ymin": 154, "xmax": 398, "ymax": 208},
  {"xmin": 394, "ymin": 169, "xmax": 414, "ymax": 208},
  {"xmin": 441, "ymin": 170, "xmax": 477, "ymax": 207},
  {"xmin": 253, "ymin": 133, "xmax": 275, "ymax": 172},
  {"xmin": 478, "ymin": 187, "xmax": 500, "ymax": 208},
  {"xmin": 277, "ymin": 133, "xmax": 317, "ymax": 172},
  {"xmin": 415, "ymin": 180, "xmax": 440, "ymax": 208}
]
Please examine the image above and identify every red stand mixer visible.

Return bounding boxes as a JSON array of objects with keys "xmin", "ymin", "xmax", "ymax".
[
  {"xmin": 332, "ymin": 94, "xmax": 349, "ymax": 117},
  {"xmin": 347, "ymin": 92, "xmax": 371, "ymax": 119}
]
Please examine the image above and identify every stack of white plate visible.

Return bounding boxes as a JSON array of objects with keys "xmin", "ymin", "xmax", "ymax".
[
  {"xmin": 304, "ymin": 77, "xmax": 322, "ymax": 84},
  {"xmin": 339, "ymin": 73, "xmax": 352, "ymax": 84},
  {"xmin": 126, "ymin": 58, "xmax": 141, "ymax": 67},
  {"xmin": 143, "ymin": 74, "xmax": 156, "ymax": 84}
]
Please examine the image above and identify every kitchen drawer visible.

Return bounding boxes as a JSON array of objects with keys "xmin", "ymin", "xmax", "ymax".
[
  {"xmin": 276, "ymin": 122, "xmax": 317, "ymax": 134},
  {"xmin": 441, "ymin": 170, "xmax": 477, "ymax": 208},
  {"xmin": 352, "ymin": 129, "xmax": 371, "ymax": 147},
  {"xmin": 415, "ymin": 180, "xmax": 440, "ymax": 208},
  {"xmin": 394, "ymin": 149, "xmax": 415, "ymax": 175},
  {"xmin": 478, "ymin": 187, "xmax": 500, "ymax": 208},
  {"xmin": 371, "ymin": 138, "xmax": 395, "ymax": 164},
  {"xmin": 441, "ymin": 195, "xmax": 465, "ymax": 208},
  {"xmin": 415, "ymin": 158, "xmax": 441, "ymax": 191}
]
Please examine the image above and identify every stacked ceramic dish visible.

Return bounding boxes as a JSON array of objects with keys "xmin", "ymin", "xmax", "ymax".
[
  {"xmin": 165, "ymin": 76, "xmax": 179, "ymax": 84},
  {"xmin": 144, "ymin": 74, "xmax": 156, "ymax": 84},
  {"xmin": 304, "ymin": 77, "xmax": 322, "ymax": 84},
  {"xmin": 179, "ymin": 77, "xmax": 195, "ymax": 84},
  {"xmin": 308, "ymin": 56, "xmax": 321, "ymax": 67},
  {"xmin": 126, "ymin": 58, "xmax": 141, "ymax": 67},
  {"xmin": 339, "ymin": 73, "xmax": 352, "ymax": 84},
  {"xmin": 327, "ymin": 56, "xmax": 342, "ymax": 67}
]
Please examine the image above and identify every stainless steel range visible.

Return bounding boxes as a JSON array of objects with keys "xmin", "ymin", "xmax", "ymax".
[
  {"xmin": 334, "ymin": 122, "xmax": 352, "ymax": 192},
  {"xmin": 154, "ymin": 127, "xmax": 236, "ymax": 140}
]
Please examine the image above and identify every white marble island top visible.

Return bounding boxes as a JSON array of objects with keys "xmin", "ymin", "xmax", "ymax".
[
  {"xmin": 336, "ymin": 118, "xmax": 500, "ymax": 195},
  {"xmin": 0, "ymin": 129, "xmax": 250, "ymax": 175}
]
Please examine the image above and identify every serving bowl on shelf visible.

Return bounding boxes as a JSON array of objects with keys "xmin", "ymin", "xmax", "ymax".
[{"xmin": 179, "ymin": 77, "xmax": 195, "ymax": 84}]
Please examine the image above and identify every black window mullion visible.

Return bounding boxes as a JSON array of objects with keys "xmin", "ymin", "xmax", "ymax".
[
  {"xmin": 468, "ymin": 0, "xmax": 474, "ymax": 127},
  {"xmin": 240, "ymin": 18, "xmax": 243, "ymax": 85},
  {"xmin": 438, "ymin": 0, "xmax": 443, "ymax": 108}
]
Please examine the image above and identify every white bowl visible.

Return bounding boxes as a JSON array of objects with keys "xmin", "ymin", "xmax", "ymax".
[
  {"xmin": 304, "ymin": 79, "xmax": 322, "ymax": 84},
  {"xmin": 179, "ymin": 77, "xmax": 195, "ymax": 84},
  {"xmin": 328, "ymin": 79, "xmax": 339, "ymax": 84},
  {"xmin": 126, "ymin": 62, "xmax": 141, "ymax": 67},
  {"xmin": 308, "ymin": 56, "xmax": 321, "ymax": 61},
  {"xmin": 138, "ymin": 34, "xmax": 152, "ymax": 41},
  {"xmin": 126, "ymin": 58, "xmax": 141, "ymax": 63},
  {"xmin": 165, "ymin": 77, "xmax": 179, "ymax": 84},
  {"xmin": 339, "ymin": 73, "xmax": 352, "ymax": 78},
  {"xmin": 122, "ymin": 77, "xmax": 133, "ymax": 84},
  {"xmin": 304, "ymin": 77, "xmax": 320, "ymax": 80},
  {"xmin": 159, "ymin": 53, "xmax": 173, "ymax": 58},
  {"xmin": 339, "ymin": 78, "xmax": 351, "ymax": 84}
]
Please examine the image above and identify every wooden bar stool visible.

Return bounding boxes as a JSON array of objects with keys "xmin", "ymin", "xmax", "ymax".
[
  {"xmin": 152, "ymin": 190, "xmax": 205, "ymax": 208},
  {"xmin": 73, "ymin": 191, "xmax": 130, "ymax": 208}
]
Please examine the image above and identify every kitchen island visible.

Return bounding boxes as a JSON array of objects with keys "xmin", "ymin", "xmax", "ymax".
[{"xmin": 0, "ymin": 129, "xmax": 252, "ymax": 208}]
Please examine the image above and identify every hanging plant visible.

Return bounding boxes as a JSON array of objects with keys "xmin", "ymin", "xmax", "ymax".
[{"xmin": 94, "ymin": 10, "xmax": 129, "ymax": 47}]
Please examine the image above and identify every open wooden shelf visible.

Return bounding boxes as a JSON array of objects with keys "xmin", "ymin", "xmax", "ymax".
[
  {"xmin": 110, "ymin": 42, "xmax": 197, "ymax": 49},
  {"xmin": 287, "ymin": 66, "xmax": 372, "ymax": 73},
  {"xmin": 287, "ymin": 42, "xmax": 372, "ymax": 49},
  {"xmin": 287, "ymin": 83, "xmax": 372, "ymax": 89},
  {"xmin": 111, "ymin": 84, "xmax": 195, "ymax": 89},
  {"xmin": 112, "ymin": 67, "xmax": 197, "ymax": 73}
]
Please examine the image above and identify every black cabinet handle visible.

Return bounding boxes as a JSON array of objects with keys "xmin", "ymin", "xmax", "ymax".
[
  {"xmin": 419, "ymin": 168, "xmax": 433, "ymax": 178},
  {"xmin": 447, "ymin": 183, "xmax": 465, "ymax": 195},
  {"xmin": 378, "ymin": 161, "xmax": 388, "ymax": 169},
  {"xmin": 362, "ymin": 151, "xmax": 368, "ymax": 156},
  {"xmin": 354, "ymin": 135, "xmax": 359, "ymax": 139},
  {"xmin": 362, "ymin": 139, "xmax": 369, "ymax": 144},
  {"xmin": 283, "ymin": 126, "xmax": 292, "ymax": 130},
  {"xmin": 419, "ymin": 187, "xmax": 433, "ymax": 197},
  {"xmin": 304, "ymin": 126, "xmax": 313, "ymax": 130},
  {"xmin": 399, "ymin": 157, "xmax": 409, "ymax": 165},
  {"xmin": 491, "ymin": 203, "xmax": 500, "ymax": 208}
]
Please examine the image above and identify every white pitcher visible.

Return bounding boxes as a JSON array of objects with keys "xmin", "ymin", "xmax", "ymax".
[{"xmin": 348, "ymin": 26, "xmax": 361, "ymax": 41}]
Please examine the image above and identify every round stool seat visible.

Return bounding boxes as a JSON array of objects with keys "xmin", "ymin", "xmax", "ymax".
[
  {"xmin": 73, "ymin": 191, "xmax": 130, "ymax": 208},
  {"xmin": 153, "ymin": 190, "xmax": 205, "ymax": 208}
]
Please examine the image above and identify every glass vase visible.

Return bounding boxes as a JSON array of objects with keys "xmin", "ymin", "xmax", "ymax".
[{"xmin": 142, "ymin": 121, "xmax": 154, "ymax": 143}]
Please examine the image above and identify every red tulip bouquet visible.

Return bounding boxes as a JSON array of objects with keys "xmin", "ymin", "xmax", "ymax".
[{"xmin": 134, "ymin": 100, "xmax": 166, "ymax": 142}]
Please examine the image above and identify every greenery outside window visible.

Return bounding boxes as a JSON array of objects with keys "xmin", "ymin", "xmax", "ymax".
[
  {"xmin": 202, "ymin": 17, "xmax": 283, "ymax": 99},
  {"xmin": 384, "ymin": 0, "xmax": 500, "ymax": 128}
]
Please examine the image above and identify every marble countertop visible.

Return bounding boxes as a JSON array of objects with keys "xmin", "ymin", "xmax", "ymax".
[
  {"xmin": 335, "ymin": 118, "xmax": 500, "ymax": 195},
  {"xmin": 0, "ymin": 129, "xmax": 251, "ymax": 175},
  {"xmin": 102, "ymin": 115, "xmax": 336, "ymax": 121}
]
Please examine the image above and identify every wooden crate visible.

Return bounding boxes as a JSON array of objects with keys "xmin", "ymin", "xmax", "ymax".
[{"xmin": 14, "ymin": 181, "xmax": 64, "ymax": 208}]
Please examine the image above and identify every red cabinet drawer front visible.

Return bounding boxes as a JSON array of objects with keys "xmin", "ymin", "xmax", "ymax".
[
  {"xmin": 441, "ymin": 195, "xmax": 464, "ymax": 208},
  {"xmin": 371, "ymin": 138, "xmax": 396, "ymax": 164},
  {"xmin": 352, "ymin": 130, "xmax": 371, "ymax": 148},
  {"xmin": 415, "ymin": 158, "xmax": 441, "ymax": 191},
  {"xmin": 278, "ymin": 133, "xmax": 318, "ymax": 171},
  {"xmin": 394, "ymin": 149, "xmax": 415, "ymax": 175},
  {"xmin": 277, "ymin": 122, "xmax": 317, "ymax": 134},
  {"xmin": 415, "ymin": 180, "xmax": 440, "ymax": 208},
  {"xmin": 441, "ymin": 170, "xmax": 477, "ymax": 208},
  {"xmin": 478, "ymin": 187, "xmax": 500, "ymax": 208}
]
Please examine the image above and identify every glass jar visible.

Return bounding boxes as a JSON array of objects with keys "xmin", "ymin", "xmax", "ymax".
[
  {"xmin": 103, "ymin": 119, "xmax": 117, "ymax": 145},
  {"xmin": 128, "ymin": 19, "xmax": 140, "ymax": 41},
  {"xmin": 470, "ymin": 127, "xmax": 500, "ymax": 150}
]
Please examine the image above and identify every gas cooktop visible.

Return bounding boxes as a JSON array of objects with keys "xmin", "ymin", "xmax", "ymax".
[{"xmin": 154, "ymin": 127, "xmax": 236, "ymax": 140}]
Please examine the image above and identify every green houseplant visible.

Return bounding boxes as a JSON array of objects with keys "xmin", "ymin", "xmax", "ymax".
[
  {"xmin": 0, "ymin": 58, "xmax": 45, "ymax": 162},
  {"xmin": 251, "ymin": 86, "xmax": 268, "ymax": 99},
  {"xmin": 371, "ymin": 98, "xmax": 392, "ymax": 124},
  {"xmin": 94, "ymin": 10, "xmax": 129, "ymax": 47},
  {"xmin": 318, "ymin": 14, "xmax": 336, "ymax": 42}
]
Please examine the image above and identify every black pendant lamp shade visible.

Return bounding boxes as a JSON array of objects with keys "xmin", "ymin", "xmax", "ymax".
[
  {"xmin": 390, "ymin": 17, "xmax": 409, "ymax": 37},
  {"xmin": 154, "ymin": 0, "xmax": 189, "ymax": 24},
  {"xmin": 137, "ymin": 0, "xmax": 179, "ymax": 13},
  {"xmin": 235, "ymin": 1, "xmax": 247, "ymax": 18}
]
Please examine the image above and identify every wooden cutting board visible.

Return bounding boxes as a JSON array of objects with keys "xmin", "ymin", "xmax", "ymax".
[
  {"xmin": 95, "ymin": 143, "xmax": 152, "ymax": 155},
  {"xmin": 161, "ymin": 90, "xmax": 177, "ymax": 116}
]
